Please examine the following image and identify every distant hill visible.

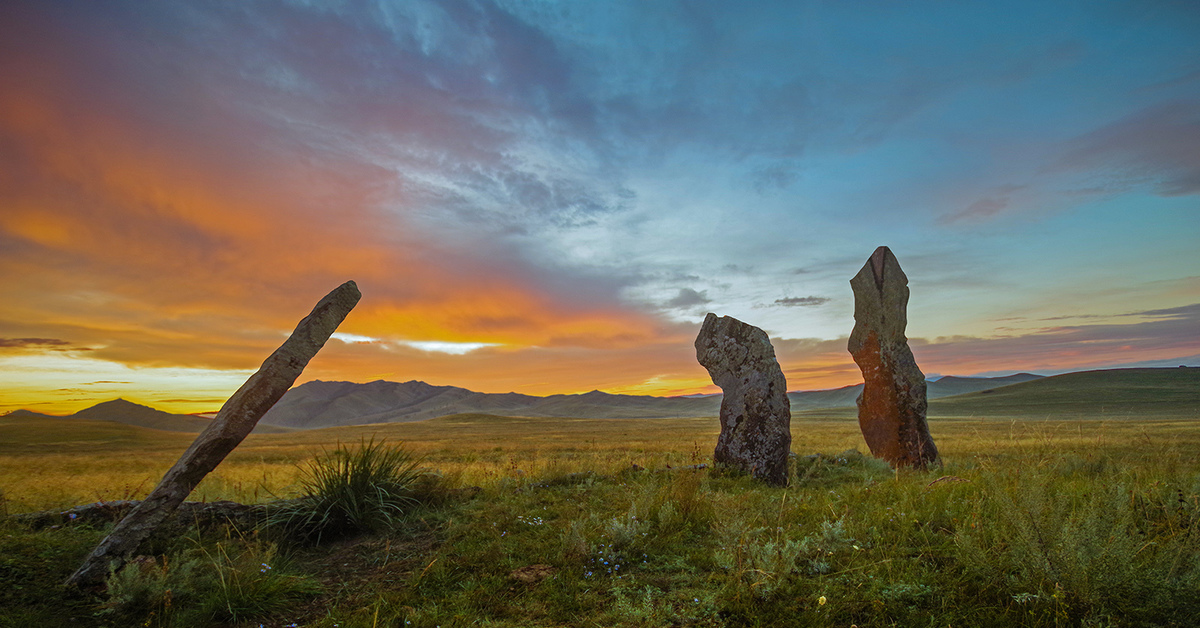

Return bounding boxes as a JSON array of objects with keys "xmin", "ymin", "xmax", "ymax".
[
  {"xmin": 927, "ymin": 373, "xmax": 1044, "ymax": 396},
  {"xmin": 785, "ymin": 372, "xmax": 1044, "ymax": 412},
  {"xmin": 70, "ymin": 399, "xmax": 215, "ymax": 432},
  {"xmin": 2, "ymin": 399, "xmax": 291, "ymax": 434},
  {"xmin": 930, "ymin": 368, "xmax": 1199, "ymax": 420},
  {"xmin": 0, "ymin": 412, "xmax": 195, "ymax": 454},
  {"xmin": 3, "ymin": 409, "xmax": 56, "ymax": 420},
  {"xmin": 259, "ymin": 372, "xmax": 1047, "ymax": 429}
]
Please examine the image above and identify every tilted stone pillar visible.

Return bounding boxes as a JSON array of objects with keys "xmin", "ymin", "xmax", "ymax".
[
  {"xmin": 695, "ymin": 313, "xmax": 792, "ymax": 486},
  {"xmin": 848, "ymin": 247, "xmax": 939, "ymax": 469},
  {"xmin": 67, "ymin": 281, "xmax": 361, "ymax": 587}
]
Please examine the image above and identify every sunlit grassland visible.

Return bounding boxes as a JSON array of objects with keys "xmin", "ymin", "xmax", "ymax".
[
  {"xmin": 2, "ymin": 408, "xmax": 1199, "ymax": 627},
  {"xmin": 3, "ymin": 413, "xmax": 1198, "ymax": 512}
]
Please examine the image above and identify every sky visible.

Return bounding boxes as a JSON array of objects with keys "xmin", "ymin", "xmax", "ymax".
[{"xmin": 1, "ymin": 0, "xmax": 1198, "ymax": 415}]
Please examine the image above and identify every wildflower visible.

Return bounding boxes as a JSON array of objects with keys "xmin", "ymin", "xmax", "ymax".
[
  {"xmin": 818, "ymin": 595, "xmax": 827, "ymax": 606},
  {"xmin": 68, "ymin": 513, "xmax": 77, "ymax": 520}
]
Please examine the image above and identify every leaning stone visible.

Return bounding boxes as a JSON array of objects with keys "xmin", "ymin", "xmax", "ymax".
[
  {"xmin": 848, "ymin": 247, "xmax": 939, "ymax": 469},
  {"xmin": 66, "ymin": 281, "xmax": 361, "ymax": 588},
  {"xmin": 695, "ymin": 313, "xmax": 792, "ymax": 486}
]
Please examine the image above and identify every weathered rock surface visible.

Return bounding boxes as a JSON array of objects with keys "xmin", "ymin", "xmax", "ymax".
[
  {"xmin": 695, "ymin": 313, "xmax": 791, "ymax": 486},
  {"xmin": 848, "ymin": 247, "xmax": 939, "ymax": 469},
  {"xmin": 66, "ymin": 280, "xmax": 362, "ymax": 588}
]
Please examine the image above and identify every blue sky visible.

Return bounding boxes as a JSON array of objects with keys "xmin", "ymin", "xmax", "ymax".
[{"xmin": 1, "ymin": 0, "xmax": 1197, "ymax": 412}]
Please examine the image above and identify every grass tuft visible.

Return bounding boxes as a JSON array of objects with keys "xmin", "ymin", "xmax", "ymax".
[
  {"xmin": 100, "ymin": 534, "xmax": 319, "ymax": 626},
  {"xmin": 267, "ymin": 438, "xmax": 431, "ymax": 543}
]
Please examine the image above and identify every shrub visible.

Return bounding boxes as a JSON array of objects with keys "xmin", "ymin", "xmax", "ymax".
[
  {"xmin": 101, "ymin": 536, "xmax": 318, "ymax": 626},
  {"xmin": 956, "ymin": 477, "xmax": 1200, "ymax": 624},
  {"xmin": 100, "ymin": 554, "xmax": 200, "ymax": 627},
  {"xmin": 196, "ymin": 537, "xmax": 320, "ymax": 622},
  {"xmin": 269, "ymin": 438, "xmax": 430, "ymax": 543}
]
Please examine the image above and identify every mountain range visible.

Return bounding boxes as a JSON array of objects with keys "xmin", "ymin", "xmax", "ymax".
[
  {"xmin": 11, "ymin": 372, "xmax": 1200, "ymax": 434},
  {"xmin": 256, "ymin": 373, "xmax": 1044, "ymax": 429},
  {"xmin": 5, "ymin": 368, "xmax": 1193, "ymax": 434},
  {"xmin": 5, "ymin": 373, "xmax": 1049, "ymax": 432}
]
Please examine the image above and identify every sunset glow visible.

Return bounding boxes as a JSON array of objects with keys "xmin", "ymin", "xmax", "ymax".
[{"xmin": 2, "ymin": 1, "xmax": 1197, "ymax": 416}]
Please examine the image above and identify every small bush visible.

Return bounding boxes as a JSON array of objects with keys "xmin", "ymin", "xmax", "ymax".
[
  {"xmin": 269, "ymin": 438, "xmax": 431, "ymax": 543},
  {"xmin": 714, "ymin": 517, "xmax": 803, "ymax": 597},
  {"xmin": 101, "ymin": 537, "xmax": 318, "ymax": 626},
  {"xmin": 102, "ymin": 554, "xmax": 203, "ymax": 626},
  {"xmin": 956, "ymin": 477, "xmax": 1200, "ymax": 624},
  {"xmin": 197, "ymin": 537, "xmax": 320, "ymax": 622}
]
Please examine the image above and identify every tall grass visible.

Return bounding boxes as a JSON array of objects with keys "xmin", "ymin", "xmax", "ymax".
[
  {"xmin": 956, "ymin": 472, "xmax": 1200, "ymax": 624},
  {"xmin": 267, "ymin": 438, "xmax": 430, "ymax": 543},
  {"xmin": 100, "ymin": 533, "xmax": 319, "ymax": 627}
]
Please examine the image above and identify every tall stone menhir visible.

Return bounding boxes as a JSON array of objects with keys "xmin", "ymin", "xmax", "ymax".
[
  {"xmin": 848, "ymin": 247, "xmax": 939, "ymax": 469},
  {"xmin": 695, "ymin": 313, "xmax": 792, "ymax": 486},
  {"xmin": 67, "ymin": 281, "xmax": 362, "ymax": 588}
]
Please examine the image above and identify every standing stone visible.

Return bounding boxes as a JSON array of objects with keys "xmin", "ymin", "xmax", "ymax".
[
  {"xmin": 848, "ymin": 247, "xmax": 939, "ymax": 469},
  {"xmin": 67, "ymin": 281, "xmax": 362, "ymax": 588},
  {"xmin": 695, "ymin": 313, "xmax": 792, "ymax": 486}
]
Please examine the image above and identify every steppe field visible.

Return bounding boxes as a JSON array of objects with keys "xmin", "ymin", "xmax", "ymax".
[{"xmin": 2, "ymin": 369, "xmax": 1198, "ymax": 627}]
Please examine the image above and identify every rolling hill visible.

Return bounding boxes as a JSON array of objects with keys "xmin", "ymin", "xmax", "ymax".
[{"xmin": 929, "ymin": 367, "xmax": 1199, "ymax": 420}]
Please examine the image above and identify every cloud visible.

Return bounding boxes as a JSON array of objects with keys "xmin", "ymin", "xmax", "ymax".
[
  {"xmin": 771, "ymin": 296, "xmax": 830, "ymax": 308},
  {"xmin": 1055, "ymin": 100, "xmax": 1200, "ymax": 197},
  {"xmin": 1127, "ymin": 303, "xmax": 1200, "ymax": 319},
  {"xmin": 938, "ymin": 184, "xmax": 1029, "ymax": 225},
  {"xmin": 0, "ymin": 337, "xmax": 72, "ymax": 348},
  {"xmin": 401, "ymin": 340, "xmax": 501, "ymax": 355},
  {"xmin": 1, "ymin": 1, "xmax": 1196, "ymax": 413},
  {"xmin": 664, "ymin": 288, "xmax": 711, "ymax": 309},
  {"xmin": 769, "ymin": 302, "xmax": 1200, "ymax": 390},
  {"xmin": 0, "ymin": 0, "xmax": 678, "ymax": 377},
  {"xmin": 914, "ymin": 302, "xmax": 1200, "ymax": 375}
]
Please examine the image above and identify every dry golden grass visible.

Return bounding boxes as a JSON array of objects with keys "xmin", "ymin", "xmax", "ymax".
[{"xmin": 4, "ymin": 412, "xmax": 1198, "ymax": 513}]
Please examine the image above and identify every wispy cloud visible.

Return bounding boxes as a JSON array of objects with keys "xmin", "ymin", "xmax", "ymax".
[
  {"xmin": 1054, "ymin": 100, "xmax": 1200, "ymax": 197},
  {"xmin": 770, "ymin": 296, "xmax": 830, "ymax": 308},
  {"xmin": 0, "ymin": 338, "xmax": 72, "ymax": 349},
  {"xmin": 913, "ymin": 302, "xmax": 1200, "ymax": 375}
]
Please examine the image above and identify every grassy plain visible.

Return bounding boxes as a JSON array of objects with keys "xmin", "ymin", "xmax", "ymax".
[
  {"xmin": 3, "ymin": 412, "xmax": 1199, "ymax": 513},
  {"xmin": 2, "ymin": 378, "xmax": 1199, "ymax": 627}
]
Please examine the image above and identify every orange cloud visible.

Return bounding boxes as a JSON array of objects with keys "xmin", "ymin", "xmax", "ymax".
[{"xmin": 2, "ymin": 4, "xmax": 1196, "ymax": 418}]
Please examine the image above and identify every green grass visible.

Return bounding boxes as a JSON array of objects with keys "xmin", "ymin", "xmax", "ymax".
[
  {"xmin": 930, "ymin": 368, "xmax": 1200, "ymax": 420},
  {"xmin": 1, "ymin": 379, "xmax": 1198, "ymax": 626},
  {"xmin": 267, "ymin": 438, "xmax": 432, "ymax": 543}
]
